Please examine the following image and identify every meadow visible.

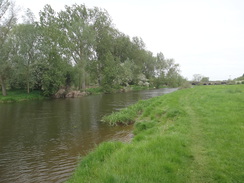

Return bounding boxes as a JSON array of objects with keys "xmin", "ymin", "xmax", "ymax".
[{"xmin": 68, "ymin": 85, "xmax": 244, "ymax": 183}]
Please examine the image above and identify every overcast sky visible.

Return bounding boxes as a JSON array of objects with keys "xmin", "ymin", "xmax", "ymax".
[{"xmin": 16, "ymin": 0, "xmax": 244, "ymax": 81}]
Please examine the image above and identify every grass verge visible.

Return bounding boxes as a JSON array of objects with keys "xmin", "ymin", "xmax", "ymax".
[
  {"xmin": 68, "ymin": 85, "xmax": 244, "ymax": 183},
  {"xmin": 0, "ymin": 90, "xmax": 45, "ymax": 103}
]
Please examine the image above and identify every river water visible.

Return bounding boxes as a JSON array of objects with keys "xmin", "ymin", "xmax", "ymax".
[{"xmin": 0, "ymin": 88, "xmax": 177, "ymax": 183}]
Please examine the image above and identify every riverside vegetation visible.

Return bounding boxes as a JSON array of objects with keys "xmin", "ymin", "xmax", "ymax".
[
  {"xmin": 0, "ymin": 90, "xmax": 45, "ymax": 102},
  {"xmin": 1, "ymin": 1, "xmax": 185, "ymax": 98},
  {"xmin": 67, "ymin": 85, "xmax": 244, "ymax": 183},
  {"xmin": 0, "ymin": 85, "xmax": 159, "ymax": 103}
]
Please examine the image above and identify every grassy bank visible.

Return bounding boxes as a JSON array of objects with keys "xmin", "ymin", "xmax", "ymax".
[
  {"xmin": 68, "ymin": 85, "xmax": 244, "ymax": 183},
  {"xmin": 0, "ymin": 90, "xmax": 45, "ymax": 103}
]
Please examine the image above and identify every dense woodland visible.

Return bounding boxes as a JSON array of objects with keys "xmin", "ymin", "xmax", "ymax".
[{"xmin": 0, "ymin": 0, "xmax": 185, "ymax": 96}]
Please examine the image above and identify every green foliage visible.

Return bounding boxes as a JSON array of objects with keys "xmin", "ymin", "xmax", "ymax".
[
  {"xmin": 10, "ymin": 23, "xmax": 39, "ymax": 93},
  {"xmin": 115, "ymin": 59, "xmax": 134, "ymax": 86},
  {"xmin": 41, "ymin": 66, "xmax": 64, "ymax": 96},
  {"xmin": 69, "ymin": 85, "xmax": 244, "ymax": 183},
  {"xmin": 153, "ymin": 55, "xmax": 184, "ymax": 88},
  {"xmin": 100, "ymin": 53, "xmax": 121, "ymax": 93},
  {"xmin": 1, "ymin": 3, "xmax": 183, "ymax": 96},
  {"xmin": 151, "ymin": 77, "xmax": 162, "ymax": 89},
  {"xmin": 201, "ymin": 77, "xmax": 209, "ymax": 82},
  {"xmin": 0, "ymin": 0, "xmax": 17, "ymax": 96}
]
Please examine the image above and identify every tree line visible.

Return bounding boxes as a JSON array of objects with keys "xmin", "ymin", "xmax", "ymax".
[{"xmin": 0, "ymin": 1, "xmax": 185, "ymax": 96}]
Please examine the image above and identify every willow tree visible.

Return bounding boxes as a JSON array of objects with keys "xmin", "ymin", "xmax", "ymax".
[
  {"xmin": 57, "ymin": 4, "xmax": 95, "ymax": 90},
  {"xmin": 38, "ymin": 5, "xmax": 72, "ymax": 96},
  {"xmin": 0, "ymin": 0, "xmax": 17, "ymax": 96},
  {"xmin": 11, "ymin": 10, "xmax": 37, "ymax": 93},
  {"xmin": 89, "ymin": 7, "xmax": 115, "ymax": 86}
]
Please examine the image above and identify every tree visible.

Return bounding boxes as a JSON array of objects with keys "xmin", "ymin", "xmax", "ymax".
[
  {"xmin": 112, "ymin": 33, "xmax": 132, "ymax": 63},
  {"xmin": 57, "ymin": 4, "xmax": 95, "ymax": 90},
  {"xmin": 192, "ymin": 74, "xmax": 203, "ymax": 82},
  {"xmin": 155, "ymin": 52, "xmax": 166, "ymax": 77},
  {"xmin": 11, "ymin": 10, "xmax": 38, "ymax": 93},
  {"xmin": 90, "ymin": 7, "xmax": 115, "ymax": 86},
  {"xmin": 117, "ymin": 59, "xmax": 135, "ymax": 86},
  {"xmin": 0, "ymin": 0, "xmax": 17, "ymax": 96},
  {"xmin": 201, "ymin": 77, "xmax": 209, "ymax": 82},
  {"xmin": 142, "ymin": 51, "xmax": 156, "ymax": 80},
  {"xmin": 100, "ymin": 52, "xmax": 120, "ymax": 92},
  {"xmin": 163, "ymin": 59, "xmax": 181, "ymax": 87},
  {"xmin": 38, "ymin": 5, "xmax": 73, "ymax": 96},
  {"xmin": 154, "ymin": 54, "xmax": 182, "ymax": 87}
]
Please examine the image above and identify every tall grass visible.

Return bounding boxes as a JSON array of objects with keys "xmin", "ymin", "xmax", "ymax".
[
  {"xmin": 102, "ymin": 99, "xmax": 151, "ymax": 125},
  {"xmin": 68, "ymin": 85, "xmax": 244, "ymax": 183}
]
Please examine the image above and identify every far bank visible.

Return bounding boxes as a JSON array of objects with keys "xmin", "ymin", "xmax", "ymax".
[{"xmin": 0, "ymin": 85, "xmax": 166, "ymax": 103}]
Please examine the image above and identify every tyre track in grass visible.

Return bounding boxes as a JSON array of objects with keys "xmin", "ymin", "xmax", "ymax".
[{"xmin": 182, "ymin": 92, "xmax": 209, "ymax": 183}]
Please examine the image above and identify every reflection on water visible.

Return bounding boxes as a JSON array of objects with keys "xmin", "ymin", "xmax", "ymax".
[{"xmin": 0, "ymin": 88, "xmax": 177, "ymax": 183}]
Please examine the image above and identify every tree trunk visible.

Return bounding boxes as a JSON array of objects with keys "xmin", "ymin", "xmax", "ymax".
[
  {"xmin": 98, "ymin": 76, "xmax": 101, "ymax": 86},
  {"xmin": 0, "ymin": 76, "xmax": 7, "ymax": 96},
  {"xmin": 27, "ymin": 63, "xmax": 30, "ymax": 94},
  {"xmin": 27, "ymin": 81, "xmax": 30, "ymax": 94},
  {"xmin": 82, "ymin": 71, "xmax": 86, "ymax": 90},
  {"xmin": 78, "ymin": 73, "xmax": 81, "ymax": 90},
  {"xmin": 97, "ymin": 62, "xmax": 103, "ymax": 86}
]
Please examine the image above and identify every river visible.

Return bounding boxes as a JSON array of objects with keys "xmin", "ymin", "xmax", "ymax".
[{"xmin": 0, "ymin": 88, "xmax": 177, "ymax": 183}]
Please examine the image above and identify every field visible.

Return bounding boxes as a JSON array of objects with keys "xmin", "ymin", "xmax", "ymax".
[{"xmin": 68, "ymin": 85, "xmax": 244, "ymax": 183}]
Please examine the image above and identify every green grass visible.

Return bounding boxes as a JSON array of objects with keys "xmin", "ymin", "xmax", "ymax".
[
  {"xmin": 85, "ymin": 87, "xmax": 104, "ymax": 95},
  {"xmin": 0, "ymin": 90, "xmax": 45, "ymax": 103},
  {"xmin": 67, "ymin": 85, "xmax": 244, "ymax": 183},
  {"xmin": 102, "ymin": 99, "xmax": 152, "ymax": 125},
  {"xmin": 130, "ymin": 85, "xmax": 150, "ymax": 91}
]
